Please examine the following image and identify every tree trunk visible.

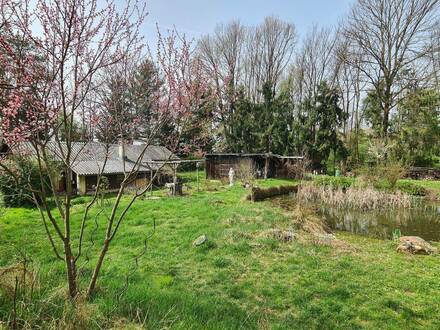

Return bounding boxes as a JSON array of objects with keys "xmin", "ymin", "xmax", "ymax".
[
  {"xmin": 383, "ymin": 105, "xmax": 390, "ymax": 141},
  {"xmin": 64, "ymin": 241, "xmax": 78, "ymax": 298},
  {"xmin": 86, "ymin": 239, "xmax": 110, "ymax": 298},
  {"xmin": 64, "ymin": 168, "xmax": 77, "ymax": 299}
]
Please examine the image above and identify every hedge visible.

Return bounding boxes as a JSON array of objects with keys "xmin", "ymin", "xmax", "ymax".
[{"xmin": 249, "ymin": 185, "xmax": 298, "ymax": 202}]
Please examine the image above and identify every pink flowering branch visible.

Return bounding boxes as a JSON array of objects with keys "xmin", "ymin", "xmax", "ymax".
[{"xmin": 154, "ymin": 25, "xmax": 212, "ymax": 154}]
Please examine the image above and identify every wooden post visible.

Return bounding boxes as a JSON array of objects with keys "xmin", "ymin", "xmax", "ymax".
[
  {"xmin": 196, "ymin": 162, "xmax": 200, "ymax": 192},
  {"xmin": 150, "ymin": 170, "xmax": 153, "ymax": 196},
  {"xmin": 173, "ymin": 163, "xmax": 177, "ymax": 196},
  {"xmin": 264, "ymin": 155, "xmax": 269, "ymax": 180}
]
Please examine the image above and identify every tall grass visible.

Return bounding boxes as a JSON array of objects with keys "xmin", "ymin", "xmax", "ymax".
[{"xmin": 297, "ymin": 183, "xmax": 417, "ymax": 210}]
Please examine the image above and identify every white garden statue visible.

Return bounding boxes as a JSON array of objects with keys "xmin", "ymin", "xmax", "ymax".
[{"xmin": 228, "ymin": 167, "xmax": 235, "ymax": 187}]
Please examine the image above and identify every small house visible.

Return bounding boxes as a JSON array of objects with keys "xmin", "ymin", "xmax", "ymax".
[{"xmin": 2, "ymin": 141, "xmax": 178, "ymax": 195}]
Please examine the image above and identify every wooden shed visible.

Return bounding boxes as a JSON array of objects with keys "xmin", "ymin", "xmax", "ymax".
[{"xmin": 205, "ymin": 153, "xmax": 303, "ymax": 180}]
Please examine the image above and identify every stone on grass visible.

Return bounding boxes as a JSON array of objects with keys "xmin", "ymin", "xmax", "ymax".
[
  {"xmin": 396, "ymin": 236, "xmax": 437, "ymax": 255},
  {"xmin": 193, "ymin": 235, "xmax": 207, "ymax": 247},
  {"xmin": 268, "ymin": 229, "xmax": 295, "ymax": 242}
]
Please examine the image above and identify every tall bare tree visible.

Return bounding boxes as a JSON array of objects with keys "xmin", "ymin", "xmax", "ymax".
[
  {"xmin": 344, "ymin": 0, "xmax": 440, "ymax": 139},
  {"xmin": 198, "ymin": 17, "xmax": 296, "ymax": 149},
  {"xmin": 198, "ymin": 20, "xmax": 246, "ymax": 146},
  {"xmin": 252, "ymin": 16, "xmax": 297, "ymax": 95},
  {"xmin": 290, "ymin": 26, "xmax": 339, "ymax": 105}
]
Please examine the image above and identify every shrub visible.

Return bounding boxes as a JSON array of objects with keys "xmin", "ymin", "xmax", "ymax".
[
  {"xmin": 0, "ymin": 159, "xmax": 51, "ymax": 207},
  {"xmin": 313, "ymin": 176, "xmax": 355, "ymax": 190},
  {"xmin": 249, "ymin": 185, "xmax": 298, "ymax": 202},
  {"xmin": 395, "ymin": 181, "xmax": 428, "ymax": 196},
  {"xmin": 354, "ymin": 161, "xmax": 407, "ymax": 190},
  {"xmin": 237, "ymin": 158, "xmax": 256, "ymax": 187},
  {"xmin": 372, "ymin": 179, "xmax": 392, "ymax": 191},
  {"xmin": 284, "ymin": 158, "xmax": 311, "ymax": 180},
  {"xmin": 380, "ymin": 162, "xmax": 407, "ymax": 189}
]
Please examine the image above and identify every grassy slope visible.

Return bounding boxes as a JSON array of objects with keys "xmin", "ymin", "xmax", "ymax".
[
  {"xmin": 0, "ymin": 173, "xmax": 440, "ymax": 329},
  {"xmin": 399, "ymin": 179, "xmax": 440, "ymax": 196}
]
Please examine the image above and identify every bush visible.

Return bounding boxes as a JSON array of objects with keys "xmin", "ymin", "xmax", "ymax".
[
  {"xmin": 372, "ymin": 179, "xmax": 392, "ymax": 191},
  {"xmin": 354, "ymin": 161, "xmax": 407, "ymax": 190},
  {"xmin": 284, "ymin": 158, "xmax": 311, "ymax": 180},
  {"xmin": 0, "ymin": 159, "xmax": 51, "ymax": 207},
  {"xmin": 237, "ymin": 158, "xmax": 256, "ymax": 187},
  {"xmin": 395, "ymin": 181, "xmax": 428, "ymax": 196},
  {"xmin": 381, "ymin": 162, "xmax": 407, "ymax": 189},
  {"xmin": 249, "ymin": 185, "xmax": 298, "ymax": 202},
  {"xmin": 313, "ymin": 176, "xmax": 355, "ymax": 190}
]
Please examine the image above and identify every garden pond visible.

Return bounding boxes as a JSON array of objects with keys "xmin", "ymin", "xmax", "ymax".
[{"xmin": 276, "ymin": 197, "xmax": 440, "ymax": 241}]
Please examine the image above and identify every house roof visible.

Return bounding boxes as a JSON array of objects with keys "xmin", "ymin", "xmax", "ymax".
[{"xmin": 14, "ymin": 142, "xmax": 179, "ymax": 176}]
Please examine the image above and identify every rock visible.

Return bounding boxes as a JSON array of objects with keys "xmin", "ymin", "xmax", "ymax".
[
  {"xmin": 193, "ymin": 235, "xmax": 207, "ymax": 246},
  {"xmin": 270, "ymin": 229, "xmax": 295, "ymax": 242},
  {"xmin": 396, "ymin": 236, "xmax": 437, "ymax": 255}
]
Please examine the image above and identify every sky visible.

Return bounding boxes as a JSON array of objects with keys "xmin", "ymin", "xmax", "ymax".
[{"xmin": 141, "ymin": 0, "xmax": 355, "ymax": 44}]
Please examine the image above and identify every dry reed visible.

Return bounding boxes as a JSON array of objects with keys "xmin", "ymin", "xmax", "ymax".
[{"xmin": 297, "ymin": 183, "xmax": 416, "ymax": 210}]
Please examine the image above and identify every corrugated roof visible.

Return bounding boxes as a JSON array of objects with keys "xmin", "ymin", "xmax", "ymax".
[{"xmin": 14, "ymin": 141, "xmax": 178, "ymax": 176}]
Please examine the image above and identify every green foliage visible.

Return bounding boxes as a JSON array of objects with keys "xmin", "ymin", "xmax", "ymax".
[
  {"xmin": 395, "ymin": 181, "xmax": 428, "ymax": 196},
  {"xmin": 392, "ymin": 229, "xmax": 402, "ymax": 241},
  {"xmin": 313, "ymin": 176, "xmax": 355, "ymax": 190},
  {"xmin": 227, "ymin": 82, "xmax": 293, "ymax": 154},
  {"xmin": 0, "ymin": 159, "xmax": 50, "ymax": 207},
  {"xmin": 371, "ymin": 179, "xmax": 393, "ymax": 191},
  {"xmin": 380, "ymin": 162, "xmax": 408, "ymax": 189},
  {"xmin": 392, "ymin": 89, "xmax": 440, "ymax": 167},
  {"xmin": 313, "ymin": 171, "xmax": 427, "ymax": 197},
  {"xmin": 59, "ymin": 117, "xmax": 85, "ymax": 141},
  {"xmin": 177, "ymin": 93, "xmax": 216, "ymax": 156},
  {"xmin": 354, "ymin": 161, "xmax": 407, "ymax": 191},
  {"xmin": 227, "ymin": 80, "xmax": 349, "ymax": 173},
  {"xmin": 363, "ymin": 85, "xmax": 385, "ymax": 137},
  {"xmin": 303, "ymin": 82, "xmax": 348, "ymax": 171}
]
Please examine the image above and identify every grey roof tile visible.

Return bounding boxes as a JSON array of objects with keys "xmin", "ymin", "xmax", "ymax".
[{"xmin": 15, "ymin": 141, "xmax": 178, "ymax": 176}]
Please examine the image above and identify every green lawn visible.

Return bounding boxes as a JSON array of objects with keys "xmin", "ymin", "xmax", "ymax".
[
  {"xmin": 1, "ymin": 173, "xmax": 440, "ymax": 329},
  {"xmin": 399, "ymin": 179, "xmax": 440, "ymax": 196}
]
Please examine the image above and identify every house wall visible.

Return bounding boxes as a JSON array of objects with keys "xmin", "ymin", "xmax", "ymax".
[
  {"xmin": 77, "ymin": 172, "xmax": 151, "ymax": 195},
  {"xmin": 126, "ymin": 172, "xmax": 149, "ymax": 191},
  {"xmin": 78, "ymin": 175, "xmax": 87, "ymax": 195}
]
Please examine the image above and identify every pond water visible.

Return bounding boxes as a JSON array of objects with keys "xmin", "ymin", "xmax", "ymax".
[
  {"xmin": 275, "ymin": 197, "xmax": 440, "ymax": 241},
  {"xmin": 318, "ymin": 203, "xmax": 440, "ymax": 241}
]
